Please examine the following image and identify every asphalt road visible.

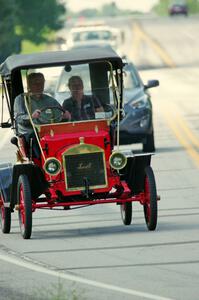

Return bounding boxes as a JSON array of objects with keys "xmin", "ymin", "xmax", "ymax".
[{"xmin": 0, "ymin": 15, "xmax": 199, "ymax": 300}]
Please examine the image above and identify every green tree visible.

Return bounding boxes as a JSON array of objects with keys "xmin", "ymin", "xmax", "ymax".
[
  {"xmin": 153, "ymin": 0, "xmax": 169, "ymax": 15},
  {"xmin": 17, "ymin": 0, "xmax": 66, "ymax": 44},
  {"xmin": 0, "ymin": 0, "xmax": 66, "ymax": 62},
  {"xmin": 188, "ymin": 0, "xmax": 199, "ymax": 13},
  {"xmin": 0, "ymin": 0, "xmax": 20, "ymax": 62},
  {"xmin": 77, "ymin": 9, "xmax": 99, "ymax": 18},
  {"xmin": 101, "ymin": 2, "xmax": 119, "ymax": 16}
]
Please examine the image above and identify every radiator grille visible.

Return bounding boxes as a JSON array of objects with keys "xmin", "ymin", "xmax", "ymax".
[{"xmin": 64, "ymin": 152, "xmax": 107, "ymax": 190}]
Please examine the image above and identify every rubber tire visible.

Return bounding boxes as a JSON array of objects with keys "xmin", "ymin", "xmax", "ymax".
[
  {"xmin": 143, "ymin": 166, "xmax": 157, "ymax": 230},
  {"xmin": 143, "ymin": 132, "xmax": 155, "ymax": 152},
  {"xmin": 0, "ymin": 202, "xmax": 11, "ymax": 233},
  {"xmin": 120, "ymin": 202, "xmax": 132, "ymax": 225},
  {"xmin": 17, "ymin": 175, "xmax": 32, "ymax": 239}
]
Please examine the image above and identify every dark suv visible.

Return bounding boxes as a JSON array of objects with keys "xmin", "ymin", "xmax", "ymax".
[
  {"xmin": 119, "ymin": 62, "xmax": 159, "ymax": 152},
  {"xmin": 169, "ymin": 0, "xmax": 188, "ymax": 16}
]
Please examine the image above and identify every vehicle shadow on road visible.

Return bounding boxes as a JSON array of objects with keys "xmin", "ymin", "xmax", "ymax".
[
  {"xmin": 30, "ymin": 211, "xmax": 199, "ymax": 240},
  {"xmin": 32, "ymin": 223, "xmax": 149, "ymax": 240}
]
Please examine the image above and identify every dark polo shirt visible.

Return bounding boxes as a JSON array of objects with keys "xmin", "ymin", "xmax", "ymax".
[{"xmin": 62, "ymin": 95, "xmax": 101, "ymax": 121}]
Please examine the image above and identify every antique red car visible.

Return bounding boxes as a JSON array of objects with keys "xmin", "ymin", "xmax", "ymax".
[{"xmin": 0, "ymin": 47, "xmax": 159, "ymax": 239}]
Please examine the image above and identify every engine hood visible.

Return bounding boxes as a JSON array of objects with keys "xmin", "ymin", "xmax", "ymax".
[{"xmin": 40, "ymin": 129, "xmax": 110, "ymax": 160}]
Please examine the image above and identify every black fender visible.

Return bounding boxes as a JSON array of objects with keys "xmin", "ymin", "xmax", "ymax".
[
  {"xmin": 10, "ymin": 163, "xmax": 49, "ymax": 209},
  {"xmin": 0, "ymin": 163, "xmax": 13, "ymax": 204},
  {"xmin": 120, "ymin": 154, "xmax": 152, "ymax": 194}
]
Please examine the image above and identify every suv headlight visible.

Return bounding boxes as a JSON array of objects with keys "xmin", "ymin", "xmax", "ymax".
[
  {"xmin": 131, "ymin": 96, "xmax": 148, "ymax": 109},
  {"xmin": 44, "ymin": 158, "xmax": 61, "ymax": 175},
  {"xmin": 109, "ymin": 152, "xmax": 127, "ymax": 170}
]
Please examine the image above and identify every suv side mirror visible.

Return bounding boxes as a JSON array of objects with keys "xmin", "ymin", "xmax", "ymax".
[{"xmin": 144, "ymin": 80, "xmax": 159, "ymax": 90}]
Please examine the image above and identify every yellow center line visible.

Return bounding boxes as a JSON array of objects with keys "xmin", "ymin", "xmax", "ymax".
[
  {"xmin": 131, "ymin": 23, "xmax": 143, "ymax": 61},
  {"xmin": 160, "ymin": 103, "xmax": 199, "ymax": 168},
  {"xmin": 133, "ymin": 22, "xmax": 176, "ymax": 68},
  {"xmin": 131, "ymin": 21, "xmax": 199, "ymax": 166},
  {"xmin": 172, "ymin": 105, "xmax": 199, "ymax": 149}
]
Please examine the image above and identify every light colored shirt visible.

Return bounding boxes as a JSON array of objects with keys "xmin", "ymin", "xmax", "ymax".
[{"xmin": 14, "ymin": 93, "xmax": 60, "ymax": 136}]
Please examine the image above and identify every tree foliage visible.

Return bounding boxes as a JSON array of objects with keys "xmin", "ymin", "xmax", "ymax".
[
  {"xmin": 69, "ymin": 2, "xmax": 136, "ymax": 19},
  {"xmin": 17, "ymin": 0, "xmax": 66, "ymax": 43},
  {"xmin": 0, "ymin": 0, "xmax": 19, "ymax": 62},
  {"xmin": 0, "ymin": 0, "xmax": 66, "ymax": 62}
]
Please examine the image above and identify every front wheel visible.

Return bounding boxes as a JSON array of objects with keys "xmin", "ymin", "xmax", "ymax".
[
  {"xmin": 17, "ymin": 175, "xmax": 32, "ymax": 239},
  {"xmin": 0, "ymin": 193, "xmax": 11, "ymax": 233},
  {"xmin": 120, "ymin": 202, "xmax": 132, "ymax": 225},
  {"xmin": 143, "ymin": 166, "xmax": 157, "ymax": 230}
]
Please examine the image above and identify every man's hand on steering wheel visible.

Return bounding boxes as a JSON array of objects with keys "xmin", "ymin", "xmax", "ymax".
[
  {"xmin": 32, "ymin": 106, "xmax": 71, "ymax": 124},
  {"xmin": 32, "ymin": 109, "xmax": 41, "ymax": 119},
  {"xmin": 62, "ymin": 110, "xmax": 71, "ymax": 121}
]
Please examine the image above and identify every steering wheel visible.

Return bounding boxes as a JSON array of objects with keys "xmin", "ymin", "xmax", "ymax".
[
  {"xmin": 37, "ymin": 106, "xmax": 65, "ymax": 124},
  {"xmin": 103, "ymin": 104, "xmax": 117, "ymax": 119}
]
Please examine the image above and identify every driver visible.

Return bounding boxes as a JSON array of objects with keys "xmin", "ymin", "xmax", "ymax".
[
  {"xmin": 14, "ymin": 72, "xmax": 71, "ymax": 156},
  {"xmin": 14, "ymin": 72, "xmax": 71, "ymax": 132}
]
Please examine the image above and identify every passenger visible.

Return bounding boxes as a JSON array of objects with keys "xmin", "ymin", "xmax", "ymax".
[{"xmin": 62, "ymin": 75, "xmax": 103, "ymax": 121}]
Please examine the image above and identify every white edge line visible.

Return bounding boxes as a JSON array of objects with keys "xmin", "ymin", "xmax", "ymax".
[{"xmin": 0, "ymin": 252, "xmax": 174, "ymax": 300}]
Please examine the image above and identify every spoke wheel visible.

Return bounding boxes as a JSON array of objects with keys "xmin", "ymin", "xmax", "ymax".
[
  {"xmin": 17, "ymin": 175, "xmax": 32, "ymax": 239},
  {"xmin": 120, "ymin": 202, "xmax": 132, "ymax": 225},
  {"xmin": 0, "ymin": 193, "xmax": 11, "ymax": 233},
  {"xmin": 143, "ymin": 166, "xmax": 157, "ymax": 230}
]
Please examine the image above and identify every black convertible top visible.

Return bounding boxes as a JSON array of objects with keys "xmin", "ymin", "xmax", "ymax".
[
  {"xmin": 0, "ymin": 46, "xmax": 124, "ymax": 123},
  {"xmin": 0, "ymin": 46, "xmax": 123, "ymax": 76}
]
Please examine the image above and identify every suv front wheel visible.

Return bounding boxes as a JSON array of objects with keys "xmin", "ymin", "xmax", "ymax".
[{"xmin": 143, "ymin": 131, "xmax": 155, "ymax": 152}]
